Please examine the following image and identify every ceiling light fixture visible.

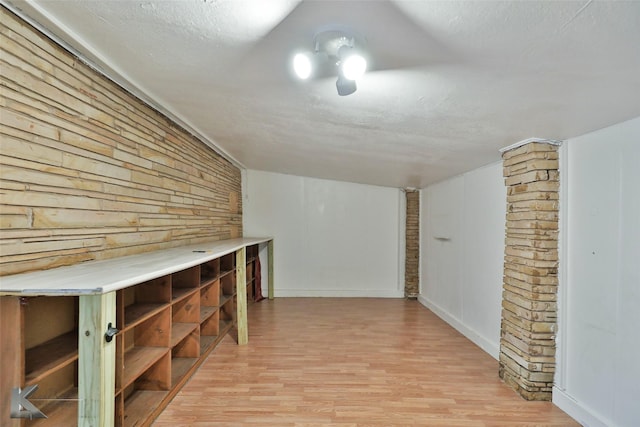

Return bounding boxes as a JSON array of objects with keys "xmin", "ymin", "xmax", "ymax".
[{"xmin": 292, "ymin": 29, "xmax": 368, "ymax": 96}]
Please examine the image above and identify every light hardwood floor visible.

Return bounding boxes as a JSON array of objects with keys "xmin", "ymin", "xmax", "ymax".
[{"xmin": 154, "ymin": 298, "xmax": 580, "ymax": 426}]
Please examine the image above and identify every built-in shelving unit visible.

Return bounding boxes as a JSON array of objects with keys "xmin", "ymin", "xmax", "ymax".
[
  {"xmin": 115, "ymin": 274, "xmax": 172, "ymax": 427},
  {"xmin": 171, "ymin": 265, "xmax": 200, "ymax": 388},
  {"xmin": 0, "ymin": 237, "xmax": 272, "ymax": 427},
  {"xmin": 20, "ymin": 296, "xmax": 79, "ymax": 426},
  {"xmin": 246, "ymin": 244, "xmax": 259, "ymax": 304}
]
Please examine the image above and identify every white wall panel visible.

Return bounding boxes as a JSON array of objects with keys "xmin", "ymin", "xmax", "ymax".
[
  {"xmin": 461, "ymin": 164, "xmax": 505, "ymax": 351},
  {"xmin": 616, "ymin": 134, "xmax": 640, "ymax": 427},
  {"xmin": 242, "ymin": 170, "xmax": 306, "ymax": 294},
  {"xmin": 243, "ymin": 170, "xmax": 402, "ymax": 297},
  {"xmin": 555, "ymin": 117, "xmax": 640, "ymax": 427},
  {"xmin": 419, "ymin": 162, "xmax": 505, "ymax": 358},
  {"xmin": 422, "ymin": 176, "xmax": 464, "ymax": 318}
]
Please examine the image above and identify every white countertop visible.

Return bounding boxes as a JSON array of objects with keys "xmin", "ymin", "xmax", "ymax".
[{"xmin": 0, "ymin": 237, "xmax": 272, "ymax": 296}]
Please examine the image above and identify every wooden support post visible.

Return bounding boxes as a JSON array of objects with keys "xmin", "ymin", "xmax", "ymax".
[
  {"xmin": 268, "ymin": 240, "xmax": 274, "ymax": 300},
  {"xmin": 235, "ymin": 247, "xmax": 248, "ymax": 345},
  {"xmin": 78, "ymin": 292, "xmax": 116, "ymax": 427}
]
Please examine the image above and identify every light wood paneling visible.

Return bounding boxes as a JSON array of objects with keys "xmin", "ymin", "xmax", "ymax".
[
  {"xmin": 0, "ymin": 8, "xmax": 242, "ymax": 276},
  {"xmin": 155, "ymin": 298, "xmax": 579, "ymax": 426}
]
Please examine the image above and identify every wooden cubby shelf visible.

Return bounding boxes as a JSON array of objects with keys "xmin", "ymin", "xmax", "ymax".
[
  {"xmin": 200, "ymin": 281, "xmax": 220, "ymax": 305},
  {"xmin": 124, "ymin": 303, "xmax": 167, "ymax": 328},
  {"xmin": 219, "ymin": 297, "xmax": 236, "ymax": 334},
  {"xmin": 25, "ymin": 330, "xmax": 79, "ymax": 385},
  {"xmin": 200, "ymin": 312, "xmax": 220, "ymax": 339},
  {"xmin": 1, "ymin": 237, "xmax": 272, "ymax": 427},
  {"xmin": 122, "ymin": 390, "xmax": 167, "ymax": 427},
  {"xmin": 171, "ymin": 357, "xmax": 197, "ymax": 386},
  {"xmin": 219, "ymin": 319, "xmax": 233, "ymax": 332},
  {"xmin": 199, "ymin": 335, "xmax": 217, "ymax": 355},
  {"xmin": 172, "ymin": 287, "xmax": 197, "ymax": 303},
  {"xmin": 171, "ymin": 323, "xmax": 198, "ymax": 348},
  {"xmin": 246, "ymin": 244, "xmax": 258, "ymax": 262},
  {"xmin": 27, "ymin": 387, "xmax": 78, "ymax": 426},
  {"xmin": 219, "ymin": 294, "xmax": 232, "ymax": 306},
  {"xmin": 221, "ymin": 272, "xmax": 236, "ymax": 300},
  {"xmin": 246, "ymin": 252, "xmax": 256, "ymax": 303},
  {"xmin": 220, "ymin": 252, "xmax": 235, "ymax": 277},
  {"xmin": 173, "ymin": 293, "xmax": 199, "ymax": 323},
  {"xmin": 199, "ymin": 306, "xmax": 217, "ymax": 323},
  {"xmin": 200, "ymin": 258, "xmax": 220, "ymax": 286},
  {"xmin": 121, "ymin": 347, "xmax": 169, "ymax": 391}
]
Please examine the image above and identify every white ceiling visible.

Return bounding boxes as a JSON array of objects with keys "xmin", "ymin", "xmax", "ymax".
[{"xmin": 6, "ymin": 0, "xmax": 640, "ymax": 188}]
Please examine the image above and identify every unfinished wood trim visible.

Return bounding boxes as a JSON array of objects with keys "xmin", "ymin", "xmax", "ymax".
[
  {"xmin": 235, "ymin": 247, "xmax": 248, "ymax": 345},
  {"xmin": 268, "ymin": 240, "xmax": 274, "ymax": 300},
  {"xmin": 78, "ymin": 292, "xmax": 116, "ymax": 427},
  {"xmin": 0, "ymin": 297, "xmax": 23, "ymax": 427}
]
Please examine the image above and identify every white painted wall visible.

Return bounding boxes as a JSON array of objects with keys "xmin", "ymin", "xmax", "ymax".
[
  {"xmin": 554, "ymin": 117, "xmax": 640, "ymax": 427},
  {"xmin": 243, "ymin": 170, "xmax": 403, "ymax": 297},
  {"xmin": 418, "ymin": 162, "xmax": 505, "ymax": 358}
]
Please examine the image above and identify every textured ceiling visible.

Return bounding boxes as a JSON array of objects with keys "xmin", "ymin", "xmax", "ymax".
[{"xmin": 5, "ymin": 0, "xmax": 640, "ymax": 188}]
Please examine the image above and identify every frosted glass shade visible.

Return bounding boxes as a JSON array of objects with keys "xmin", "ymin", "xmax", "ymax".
[
  {"xmin": 293, "ymin": 53, "xmax": 312, "ymax": 79},
  {"xmin": 341, "ymin": 54, "xmax": 367, "ymax": 81}
]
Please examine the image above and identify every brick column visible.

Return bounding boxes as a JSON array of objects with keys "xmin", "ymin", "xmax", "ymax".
[
  {"xmin": 404, "ymin": 190, "xmax": 419, "ymax": 298},
  {"xmin": 499, "ymin": 141, "xmax": 560, "ymax": 401}
]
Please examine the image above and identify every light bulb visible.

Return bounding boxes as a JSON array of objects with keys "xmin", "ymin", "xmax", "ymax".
[
  {"xmin": 341, "ymin": 54, "xmax": 367, "ymax": 81},
  {"xmin": 293, "ymin": 53, "xmax": 312, "ymax": 79}
]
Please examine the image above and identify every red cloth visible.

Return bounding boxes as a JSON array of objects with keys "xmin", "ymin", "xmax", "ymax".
[{"xmin": 254, "ymin": 255, "xmax": 265, "ymax": 302}]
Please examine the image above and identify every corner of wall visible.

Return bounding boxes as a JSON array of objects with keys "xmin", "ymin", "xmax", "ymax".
[
  {"xmin": 417, "ymin": 294, "xmax": 500, "ymax": 359},
  {"xmin": 553, "ymin": 387, "xmax": 612, "ymax": 427}
]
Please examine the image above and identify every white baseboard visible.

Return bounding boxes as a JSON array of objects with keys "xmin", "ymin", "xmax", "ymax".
[
  {"xmin": 417, "ymin": 294, "xmax": 500, "ymax": 360},
  {"xmin": 553, "ymin": 386, "xmax": 612, "ymax": 427},
  {"xmin": 274, "ymin": 289, "xmax": 405, "ymax": 298}
]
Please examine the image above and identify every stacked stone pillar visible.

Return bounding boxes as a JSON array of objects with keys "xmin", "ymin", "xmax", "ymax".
[
  {"xmin": 499, "ymin": 141, "xmax": 560, "ymax": 400},
  {"xmin": 404, "ymin": 190, "xmax": 420, "ymax": 298}
]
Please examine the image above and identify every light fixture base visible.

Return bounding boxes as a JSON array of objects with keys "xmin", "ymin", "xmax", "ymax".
[{"xmin": 313, "ymin": 28, "xmax": 366, "ymax": 59}]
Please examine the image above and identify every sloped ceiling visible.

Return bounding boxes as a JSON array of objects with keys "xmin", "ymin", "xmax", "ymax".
[{"xmin": 5, "ymin": 0, "xmax": 640, "ymax": 188}]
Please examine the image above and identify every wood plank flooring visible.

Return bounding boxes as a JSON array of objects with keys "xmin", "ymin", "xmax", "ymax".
[{"xmin": 154, "ymin": 298, "xmax": 580, "ymax": 426}]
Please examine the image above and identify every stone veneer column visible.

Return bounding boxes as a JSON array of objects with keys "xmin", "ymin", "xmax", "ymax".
[
  {"xmin": 499, "ymin": 141, "xmax": 560, "ymax": 401},
  {"xmin": 404, "ymin": 190, "xmax": 420, "ymax": 298}
]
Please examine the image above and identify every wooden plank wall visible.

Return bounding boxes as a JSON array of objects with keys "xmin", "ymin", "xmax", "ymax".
[{"xmin": 0, "ymin": 8, "xmax": 243, "ymax": 276}]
